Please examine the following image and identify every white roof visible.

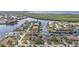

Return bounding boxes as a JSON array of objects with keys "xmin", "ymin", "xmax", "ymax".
[{"xmin": 49, "ymin": 21, "xmax": 53, "ymax": 24}]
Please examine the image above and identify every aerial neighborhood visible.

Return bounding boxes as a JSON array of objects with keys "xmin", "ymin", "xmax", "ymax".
[{"xmin": 0, "ymin": 11, "xmax": 79, "ymax": 47}]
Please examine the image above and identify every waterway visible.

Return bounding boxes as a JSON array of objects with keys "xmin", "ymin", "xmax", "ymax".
[{"xmin": 0, "ymin": 17, "xmax": 79, "ymax": 39}]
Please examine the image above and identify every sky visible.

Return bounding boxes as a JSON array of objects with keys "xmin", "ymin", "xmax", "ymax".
[
  {"xmin": 0, "ymin": 11, "xmax": 79, "ymax": 15},
  {"xmin": 28, "ymin": 11, "xmax": 79, "ymax": 14}
]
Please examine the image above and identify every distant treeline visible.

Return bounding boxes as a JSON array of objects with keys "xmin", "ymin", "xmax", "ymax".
[{"xmin": 26, "ymin": 13, "xmax": 79, "ymax": 22}]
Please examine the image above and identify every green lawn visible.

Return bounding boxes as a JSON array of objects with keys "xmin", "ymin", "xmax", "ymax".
[{"xmin": 26, "ymin": 13, "xmax": 79, "ymax": 22}]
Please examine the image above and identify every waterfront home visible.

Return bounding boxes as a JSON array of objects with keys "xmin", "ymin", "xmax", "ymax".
[
  {"xmin": 32, "ymin": 25, "xmax": 38, "ymax": 29},
  {"xmin": 48, "ymin": 21, "xmax": 53, "ymax": 27},
  {"xmin": 48, "ymin": 21, "xmax": 74, "ymax": 33},
  {"xmin": 0, "ymin": 16, "xmax": 17, "ymax": 24},
  {"xmin": 32, "ymin": 25, "xmax": 39, "ymax": 34},
  {"xmin": 34, "ymin": 22, "xmax": 39, "ymax": 26},
  {"xmin": 62, "ymin": 24, "xmax": 73, "ymax": 31},
  {"xmin": 48, "ymin": 21, "xmax": 53, "ymax": 24},
  {"xmin": 31, "ymin": 21, "xmax": 40, "ymax": 33},
  {"xmin": 16, "ymin": 15, "xmax": 24, "ymax": 20},
  {"xmin": 10, "ymin": 16, "xmax": 16, "ymax": 19},
  {"xmin": 7, "ymin": 32, "xmax": 21, "ymax": 40}
]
